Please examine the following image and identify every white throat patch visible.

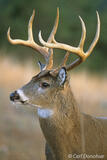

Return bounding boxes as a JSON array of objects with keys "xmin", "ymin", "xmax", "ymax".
[{"xmin": 37, "ymin": 108, "xmax": 54, "ymax": 118}]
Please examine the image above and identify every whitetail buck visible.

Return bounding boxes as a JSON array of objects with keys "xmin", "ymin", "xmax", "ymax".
[{"xmin": 8, "ymin": 9, "xmax": 107, "ymax": 160}]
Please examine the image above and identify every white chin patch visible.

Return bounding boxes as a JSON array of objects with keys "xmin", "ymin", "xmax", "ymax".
[
  {"xmin": 17, "ymin": 89, "xmax": 29, "ymax": 102},
  {"xmin": 37, "ymin": 108, "xmax": 54, "ymax": 118}
]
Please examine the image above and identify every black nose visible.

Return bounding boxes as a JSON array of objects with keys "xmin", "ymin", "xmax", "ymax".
[{"xmin": 10, "ymin": 91, "xmax": 20, "ymax": 101}]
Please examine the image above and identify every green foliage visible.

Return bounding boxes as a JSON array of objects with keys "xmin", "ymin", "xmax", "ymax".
[{"xmin": 0, "ymin": 0, "xmax": 107, "ymax": 72}]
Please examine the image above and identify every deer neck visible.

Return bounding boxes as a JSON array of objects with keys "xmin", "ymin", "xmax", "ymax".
[{"xmin": 38, "ymin": 79, "xmax": 82, "ymax": 160}]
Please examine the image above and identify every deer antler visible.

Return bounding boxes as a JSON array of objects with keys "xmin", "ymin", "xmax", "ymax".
[
  {"xmin": 7, "ymin": 8, "xmax": 59, "ymax": 70},
  {"xmin": 39, "ymin": 11, "xmax": 100, "ymax": 71}
]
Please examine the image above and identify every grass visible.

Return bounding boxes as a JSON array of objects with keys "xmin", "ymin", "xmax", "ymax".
[{"xmin": 0, "ymin": 57, "xmax": 107, "ymax": 160}]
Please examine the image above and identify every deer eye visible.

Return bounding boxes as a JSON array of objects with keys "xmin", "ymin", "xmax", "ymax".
[{"xmin": 41, "ymin": 82, "xmax": 50, "ymax": 88}]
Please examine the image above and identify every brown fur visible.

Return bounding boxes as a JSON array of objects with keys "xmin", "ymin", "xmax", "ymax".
[
  {"xmin": 13, "ymin": 72, "xmax": 107, "ymax": 160},
  {"xmin": 38, "ymin": 80, "xmax": 107, "ymax": 160}
]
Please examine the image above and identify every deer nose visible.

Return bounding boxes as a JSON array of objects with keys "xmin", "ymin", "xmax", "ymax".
[{"xmin": 10, "ymin": 91, "xmax": 20, "ymax": 101}]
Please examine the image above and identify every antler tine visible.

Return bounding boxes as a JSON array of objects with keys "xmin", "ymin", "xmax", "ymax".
[
  {"xmin": 78, "ymin": 16, "xmax": 86, "ymax": 49},
  {"xmin": 44, "ymin": 8, "xmax": 59, "ymax": 69},
  {"xmin": 61, "ymin": 51, "xmax": 70, "ymax": 66},
  {"xmin": 43, "ymin": 8, "xmax": 59, "ymax": 69},
  {"xmin": 86, "ymin": 11, "xmax": 100, "ymax": 57},
  {"xmin": 28, "ymin": 9, "xmax": 35, "ymax": 41},
  {"xmin": 47, "ymin": 8, "xmax": 59, "ymax": 43},
  {"xmin": 39, "ymin": 12, "xmax": 100, "ymax": 71},
  {"xmin": 7, "ymin": 10, "xmax": 35, "ymax": 45}
]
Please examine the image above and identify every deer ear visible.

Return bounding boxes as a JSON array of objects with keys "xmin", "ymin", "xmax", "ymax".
[
  {"xmin": 38, "ymin": 61, "xmax": 46, "ymax": 71},
  {"xmin": 57, "ymin": 67, "xmax": 67, "ymax": 86}
]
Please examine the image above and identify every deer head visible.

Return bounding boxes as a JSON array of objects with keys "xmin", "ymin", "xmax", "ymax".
[{"xmin": 8, "ymin": 9, "xmax": 100, "ymax": 113}]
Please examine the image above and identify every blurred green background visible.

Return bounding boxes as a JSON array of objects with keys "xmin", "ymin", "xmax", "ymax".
[{"xmin": 0, "ymin": 0, "xmax": 107, "ymax": 73}]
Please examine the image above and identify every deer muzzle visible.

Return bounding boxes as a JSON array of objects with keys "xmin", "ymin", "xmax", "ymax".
[{"xmin": 10, "ymin": 90, "xmax": 29, "ymax": 104}]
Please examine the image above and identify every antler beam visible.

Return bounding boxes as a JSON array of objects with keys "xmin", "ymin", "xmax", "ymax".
[{"xmin": 39, "ymin": 11, "xmax": 100, "ymax": 71}]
